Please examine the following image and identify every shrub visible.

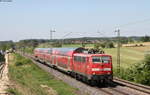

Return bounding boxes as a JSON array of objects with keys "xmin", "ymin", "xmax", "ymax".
[
  {"xmin": 117, "ymin": 54, "xmax": 150, "ymax": 86},
  {"xmin": 52, "ymin": 42, "xmax": 62, "ymax": 47},
  {"xmin": 95, "ymin": 42, "xmax": 115, "ymax": 48},
  {"xmin": 15, "ymin": 60, "xmax": 23, "ymax": 66},
  {"xmin": 105, "ymin": 42, "xmax": 115, "ymax": 48}
]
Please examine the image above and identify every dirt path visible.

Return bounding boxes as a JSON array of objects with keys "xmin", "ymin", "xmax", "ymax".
[{"xmin": 0, "ymin": 54, "xmax": 10, "ymax": 94}]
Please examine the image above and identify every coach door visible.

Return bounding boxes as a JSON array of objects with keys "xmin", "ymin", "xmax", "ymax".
[
  {"xmin": 68, "ymin": 57, "xmax": 71, "ymax": 71},
  {"xmin": 85, "ymin": 57, "xmax": 89, "ymax": 74},
  {"xmin": 52, "ymin": 55, "xmax": 56, "ymax": 65},
  {"xmin": 81, "ymin": 56, "xmax": 87, "ymax": 74}
]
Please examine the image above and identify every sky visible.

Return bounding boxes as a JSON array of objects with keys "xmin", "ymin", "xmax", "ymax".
[{"xmin": 0, "ymin": 0, "xmax": 150, "ymax": 41}]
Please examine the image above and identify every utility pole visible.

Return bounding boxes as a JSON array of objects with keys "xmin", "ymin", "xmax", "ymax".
[
  {"xmin": 50, "ymin": 29, "xmax": 56, "ymax": 53},
  {"xmin": 50, "ymin": 29, "xmax": 56, "ymax": 41},
  {"xmin": 115, "ymin": 29, "xmax": 121, "ymax": 74}
]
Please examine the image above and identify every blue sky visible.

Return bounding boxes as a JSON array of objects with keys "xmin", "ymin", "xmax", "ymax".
[{"xmin": 0, "ymin": 0, "xmax": 150, "ymax": 41}]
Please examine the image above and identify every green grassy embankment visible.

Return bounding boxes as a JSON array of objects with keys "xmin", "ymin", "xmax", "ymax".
[{"xmin": 8, "ymin": 53, "xmax": 81, "ymax": 95}]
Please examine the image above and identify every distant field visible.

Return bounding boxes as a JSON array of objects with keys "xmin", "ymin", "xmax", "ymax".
[
  {"xmin": 104, "ymin": 47, "xmax": 149, "ymax": 68},
  {"xmin": 123, "ymin": 42, "xmax": 150, "ymax": 47}
]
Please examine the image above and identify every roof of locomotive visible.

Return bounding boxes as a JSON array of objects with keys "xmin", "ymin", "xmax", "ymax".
[{"xmin": 73, "ymin": 53, "xmax": 112, "ymax": 57}]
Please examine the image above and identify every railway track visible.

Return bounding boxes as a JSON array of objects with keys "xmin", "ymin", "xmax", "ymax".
[
  {"xmin": 114, "ymin": 77, "xmax": 150, "ymax": 95},
  {"xmin": 22, "ymin": 53, "xmax": 150, "ymax": 95}
]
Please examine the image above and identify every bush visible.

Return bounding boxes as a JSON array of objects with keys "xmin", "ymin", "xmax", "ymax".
[
  {"xmin": 105, "ymin": 42, "xmax": 115, "ymax": 48},
  {"xmin": 94, "ymin": 42, "xmax": 115, "ymax": 49},
  {"xmin": 133, "ymin": 55, "xmax": 150, "ymax": 85},
  {"xmin": 94, "ymin": 43, "xmax": 100, "ymax": 49},
  {"xmin": 52, "ymin": 42, "xmax": 62, "ymax": 47},
  {"xmin": 116, "ymin": 54, "xmax": 150, "ymax": 86}
]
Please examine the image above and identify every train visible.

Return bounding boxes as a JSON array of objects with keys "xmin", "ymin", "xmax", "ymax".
[{"xmin": 34, "ymin": 47, "xmax": 113, "ymax": 85}]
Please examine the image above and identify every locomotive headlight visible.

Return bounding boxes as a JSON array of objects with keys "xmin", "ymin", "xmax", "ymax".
[
  {"xmin": 92, "ymin": 68, "xmax": 100, "ymax": 71},
  {"xmin": 103, "ymin": 68, "xmax": 111, "ymax": 71}
]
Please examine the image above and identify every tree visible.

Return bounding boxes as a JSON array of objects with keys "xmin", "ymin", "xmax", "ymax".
[
  {"xmin": 105, "ymin": 42, "xmax": 115, "ymax": 48},
  {"xmin": 141, "ymin": 35, "xmax": 150, "ymax": 42},
  {"xmin": 94, "ymin": 43, "xmax": 100, "ymax": 49},
  {"xmin": 0, "ymin": 41, "xmax": 14, "ymax": 51}
]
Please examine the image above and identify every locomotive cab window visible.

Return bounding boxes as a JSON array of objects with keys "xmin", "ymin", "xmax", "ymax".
[
  {"xmin": 101, "ymin": 56, "xmax": 110, "ymax": 63},
  {"xmin": 92, "ymin": 56, "xmax": 110, "ymax": 63}
]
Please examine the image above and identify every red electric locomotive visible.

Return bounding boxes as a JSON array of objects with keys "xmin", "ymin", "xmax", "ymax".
[{"xmin": 34, "ymin": 47, "xmax": 113, "ymax": 84}]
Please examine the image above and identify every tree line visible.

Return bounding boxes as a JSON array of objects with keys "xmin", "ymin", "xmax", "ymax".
[{"xmin": 0, "ymin": 35, "xmax": 150, "ymax": 52}]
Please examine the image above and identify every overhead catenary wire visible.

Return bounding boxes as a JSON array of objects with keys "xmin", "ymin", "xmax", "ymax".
[
  {"xmin": 61, "ymin": 32, "xmax": 72, "ymax": 46},
  {"xmin": 115, "ymin": 18, "xmax": 150, "ymax": 29}
]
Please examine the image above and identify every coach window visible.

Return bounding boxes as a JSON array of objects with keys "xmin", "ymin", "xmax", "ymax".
[
  {"xmin": 48, "ymin": 50, "xmax": 52, "ymax": 54},
  {"xmin": 81, "ymin": 57, "xmax": 86, "ymax": 63},
  {"xmin": 74, "ymin": 56, "xmax": 82, "ymax": 62},
  {"xmin": 78, "ymin": 56, "xmax": 81, "ymax": 62},
  {"xmin": 74, "ymin": 56, "xmax": 77, "ymax": 62}
]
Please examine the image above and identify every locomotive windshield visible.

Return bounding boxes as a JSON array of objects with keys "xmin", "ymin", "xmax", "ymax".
[{"xmin": 92, "ymin": 56, "xmax": 110, "ymax": 63}]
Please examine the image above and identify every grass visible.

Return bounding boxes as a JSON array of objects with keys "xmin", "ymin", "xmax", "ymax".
[
  {"xmin": 8, "ymin": 53, "xmax": 80, "ymax": 95},
  {"xmin": 7, "ymin": 88, "xmax": 21, "ymax": 95},
  {"xmin": 24, "ymin": 47, "xmax": 34, "ymax": 54}
]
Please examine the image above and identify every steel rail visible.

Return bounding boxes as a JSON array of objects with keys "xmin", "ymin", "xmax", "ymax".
[
  {"xmin": 114, "ymin": 77, "xmax": 150, "ymax": 94},
  {"xmin": 108, "ymin": 87, "xmax": 130, "ymax": 95},
  {"xmin": 114, "ymin": 77, "xmax": 150, "ymax": 90},
  {"xmin": 97, "ymin": 88, "xmax": 114, "ymax": 95}
]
